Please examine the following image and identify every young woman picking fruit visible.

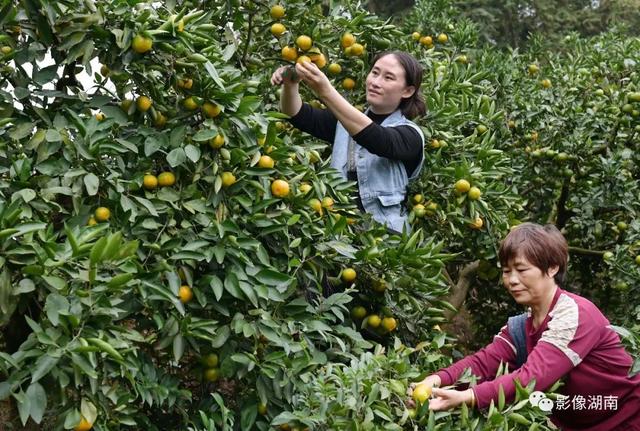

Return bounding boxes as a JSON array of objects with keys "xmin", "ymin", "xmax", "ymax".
[{"xmin": 271, "ymin": 51, "xmax": 426, "ymax": 233}]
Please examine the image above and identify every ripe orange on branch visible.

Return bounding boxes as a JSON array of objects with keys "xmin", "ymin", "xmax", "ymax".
[
  {"xmin": 74, "ymin": 416, "xmax": 93, "ymax": 431},
  {"xmin": 412, "ymin": 384, "xmax": 432, "ymax": 403},
  {"xmin": 270, "ymin": 4, "xmax": 285, "ymax": 19},
  {"xmin": 136, "ymin": 96, "xmax": 152, "ymax": 112},
  {"xmin": 271, "ymin": 179, "xmax": 290, "ymax": 198},
  {"xmin": 143, "ymin": 174, "xmax": 158, "ymax": 190},
  {"xmin": 341, "ymin": 33, "xmax": 356, "ymax": 48},
  {"xmin": 295, "ymin": 35, "xmax": 312, "ymax": 51},
  {"xmin": 95, "ymin": 207, "xmax": 111, "ymax": 222},
  {"xmin": 454, "ymin": 179, "xmax": 471, "ymax": 193},
  {"xmin": 270, "ymin": 23, "xmax": 286, "ymax": 37},
  {"xmin": 131, "ymin": 34, "xmax": 152, "ymax": 53},
  {"xmin": 341, "ymin": 268, "xmax": 356, "ymax": 282},
  {"xmin": 158, "ymin": 172, "xmax": 176, "ymax": 187},
  {"xmin": 178, "ymin": 285, "xmax": 193, "ymax": 303}
]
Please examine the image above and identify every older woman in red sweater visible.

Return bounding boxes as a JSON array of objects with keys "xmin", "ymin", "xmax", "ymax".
[{"xmin": 411, "ymin": 223, "xmax": 640, "ymax": 430}]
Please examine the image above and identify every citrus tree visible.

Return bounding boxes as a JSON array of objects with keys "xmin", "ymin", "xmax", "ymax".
[
  {"xmin": 0, "ymin": 0, "xmax": 455, "ymax": 429},
  {"xmin": 1, "ymin": 0, "xmax": 638, "ymax": 430}
]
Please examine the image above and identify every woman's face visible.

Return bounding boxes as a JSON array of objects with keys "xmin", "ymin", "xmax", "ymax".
[
  {"xmin": 365, "ymin": 55, "xmax": 416, "ymax": 114},
  {"xmin": 501, "ymin": 254, "xmax": 558, "ymax": 306}
]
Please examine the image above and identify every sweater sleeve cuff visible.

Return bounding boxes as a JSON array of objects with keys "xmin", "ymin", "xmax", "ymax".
[
  {"xmin": 435, "ymin": 370, "xmax": 455, "ymax": 387},
  {"xmin": 471, "ymin": 381, "xmax": 497, "ymax": 410}
]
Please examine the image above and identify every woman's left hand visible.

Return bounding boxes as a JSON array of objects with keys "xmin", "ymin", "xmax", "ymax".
[
  {"xmin": 428, "ymin": 388, "xmax": 474, "ymax": 411},
  {"xmin": 295, "ymin": 60, "xmax": 333, "ymax": 98}
]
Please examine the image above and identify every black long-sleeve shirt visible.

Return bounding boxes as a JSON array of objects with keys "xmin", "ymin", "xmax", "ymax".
[{"xmin": 288, "ymin": 103, "xmax": 423, "ymax": 177}]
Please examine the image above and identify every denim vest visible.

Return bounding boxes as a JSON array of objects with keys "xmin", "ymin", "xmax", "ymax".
[{"xmin": 330, "ymin": 109, "xmax": 425, "ymax": 233}]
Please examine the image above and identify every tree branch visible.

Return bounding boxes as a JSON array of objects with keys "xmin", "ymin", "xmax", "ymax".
[{"xmin": 444, "ymin": 260, "xmax": 481, "ymax": 319}]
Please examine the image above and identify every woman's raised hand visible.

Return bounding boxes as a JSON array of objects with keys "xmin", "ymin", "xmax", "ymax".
[
  {"xmin": 270, "ymin": 65, "xmax": 300, "ymax": 86},
  {"xmin": 294, "ymin": 60, "xmax": 333, "ymax": 98}
]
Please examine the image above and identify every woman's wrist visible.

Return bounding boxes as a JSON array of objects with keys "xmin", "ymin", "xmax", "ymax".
[{"xmin": 466, "ymin": 388, "xmax": 476, "ymax": 408}]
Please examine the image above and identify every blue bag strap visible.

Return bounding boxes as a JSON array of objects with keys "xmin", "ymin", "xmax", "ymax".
[{"xmin": 507, "ymin": 312, "xmax": 528, "ymax": 368}]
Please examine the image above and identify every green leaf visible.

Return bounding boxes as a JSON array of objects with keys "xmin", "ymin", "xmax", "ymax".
[
  {"xmin": 255, "ymin": 269, "xmax": 291, "ymax": 287},
  {"xmin": 185, "ymin": 144, "xmax": 201, "ymax": 162},
  {"xmin": 173, "ymin": 333, "xmax": 184, "ymax": 362},
  {"xmin": 41, "ymin": 276, "xmax": 66, "ymax": 290},
  {"xmin": 89, "ymin": 236, "xmax": 108, "ymax": 267},
  {"xmin": 167, "ymin": 147, "xmax": 186, "ymax": 167},
  {"xmin": 209, "ymin": 275, "xmax": 224, "ymax": 301},
  {"xmin": 211, "ymin": 325, "xmax": 230, "ymax": 348},
  {"xmin": 25, "ymin": 383, "xmax": 46, "ymax": 423},
  {"xmin": 83, "ymin": 173, "xmax": 100, "ymax": 196},
  {"xmin": 31, "ymin": 354, "xmax": 60, "ymax": 383},
  {"xmin": 193, "ymin": 129, "xmax": 218, "ymax": 142}
]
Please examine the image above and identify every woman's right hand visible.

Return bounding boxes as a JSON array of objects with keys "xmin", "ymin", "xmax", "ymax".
[
  {"xmin": 271, "ymin": 65, "xmax": 299, "ymax": 86},
  {"xmin": 406, "ymin": 374, "xmax": 441, "ymax": 407}
]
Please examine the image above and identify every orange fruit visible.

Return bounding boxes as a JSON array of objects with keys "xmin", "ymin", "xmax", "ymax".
[
  {"xmin": 154, "ymin": 113, "xmax": 167, "ymax": 128},
  {"xmin": 328, "ymin": 63, "xmax": 342, "ymax": 75},
  {"xmin": 454, "ymin": 179, "xmax": 471, "ymax": 193},
  {"xmin": 87, "ymin": 216, "xmax": 97, "ymax": 226},
  {"xmin": 131, "ymin": 34, "xmax": 152, "ymax": 53},
  {"xmin": 210, "ymin": 134, "xmax": 225, "ymax": 149},
  {"xmin": 419, "ymin": 36, "xmax": 433, "ymax": 46},
  {"xmin": 351, "ymin": 306, "xmax": 367, "ymax": 320},
  {"xmin": 136, "ymin": 96, "xmax": 152, "ymax": 112},
  {"xmin": 341, "ymin": 268, "xmax": 356, "ymax": 282},
  {"xmin": 258, "ymin": 155, "xmax": 275, "ymax": 168},
  {"xmin": 366, "ymin": 315, "xmax": 381, "ymax": 328},
  {"xmin": 381, "ymin": 317, "xmax": 397, "ymax": 332},
  {"xmin": 321, "ymin": 197, "xmax": 334, "ymax": 209},
  {"xmin": 296, "ymin": 55, "xmax": 312, "ymax": 64},
  {"xmin": 312, "ymin": 53, "xmax": 327, "ymax": 68},
  {"xmin": 296, "ymin": 35, "xmax": 312, "ymax": 51},
  {"xmin": 528, "ymin": 64, "xmax": 539, "ymax": 75},
  {"xmin": 469, "ymin": 217, "xmax": 484, "ymax": 230},
  {"xmin": 270, "ymin": 23, "xmax": 286, "ymax": 37},
  {"xmin": 95, "ymin": 207, "xmax": 110, "ymax": 222},
  {"xmin": 270, "ymin": 4, "xmax": 285, "ymax": 19},
  {"xmin": 178, "ymin": 285, "xmax": 193, "ymax": 303},
  {"xmin": 221, "ymin": 172, "xmax": 236, "ymax": 188},
  {"xmin": 271, "ymin": 179, "xmax": 290, "ymax": 198},
  {"xmin": 349, "ymin": 43, "xmax": 364, "ymax": 56},
  {"xmin": 437, "ymin": 33, "xmax": 448, "ymax": 43},
  {"xmin": 342, "ymin": 78, "xmax": 355, "ymax": 90},
  {"xmin": 202, "ymin": 102, "xmax": 221, "ymax": 118},
  {"xmin": 468, "ymin": 186, "xmax": 482, "ymax": 200},
  {"xmin": 341, "ymin": 33, "xmax": 356, "ymax": 48},
  {"xmin": 203, "ymin": 368, "xmax": 219, "ymax": 381},
  {"xmin": 1, "ymin": 45, "xmax": 13, "ymax": 55},
  {"xmin": 202, "ymin": 353, "xmax": 219, "ymax": 367},
  {"xmin": 183, "ymin": 97, "xmax": 199, "ymax": 111},
  {"xmin": 95, "ymin": 112, "xmax": 105, "ymax": 121},
  {"xmin": 541, "ymin": 78, "xmax": 552, "ymax": 88},
  {"xmin": 177, "ymin": 78, "xmax": 193, "ymax": 89},
  {"xmin": 143, "ymin": 174, "xmax": 158, "ymax": 190},
  {"xmin": 157, "ymin": 172, "xmax": 176, "ymax": 187},
  {"xmin": 411, "ymin": 32, "xmax": 421, "ymax": 41},
  {"xmin": 281, "ymin": 46, "xmax": 298, "ymax": 61},
  {"xmin": 298, "ymin": 183, "xmax": 312, "ymax": 193},
  {"xmin": 309, "ymin": 198, "xmax": 323, "ymax": 215},
  {"xmin": 258, "ymin": 403, "xmax": 268, "ymax": 415},
  {"xmin": 74, "ymin": 416, "xmax": 93, "ymax": 431},
  {"xmin": 412, "ymin": 383, "xmax": 432, "ymax": 403}
]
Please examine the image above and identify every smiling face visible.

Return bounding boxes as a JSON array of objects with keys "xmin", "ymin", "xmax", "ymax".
[
  {"xmin": 502, "ymin": 254, "xmax": 558, "ymax": 307},
  {"xmin": 365, "ymin": 54, "xmax": 416, "ymax": 114}
]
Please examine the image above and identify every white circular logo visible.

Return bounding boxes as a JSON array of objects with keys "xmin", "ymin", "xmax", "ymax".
[
  {"xmin": 528, "ymin": 391, "xmax": 546, "ymax": 407},
  {"xmin": 539, "ymin": 398, "xmax": 554, "ymax": 412}
]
